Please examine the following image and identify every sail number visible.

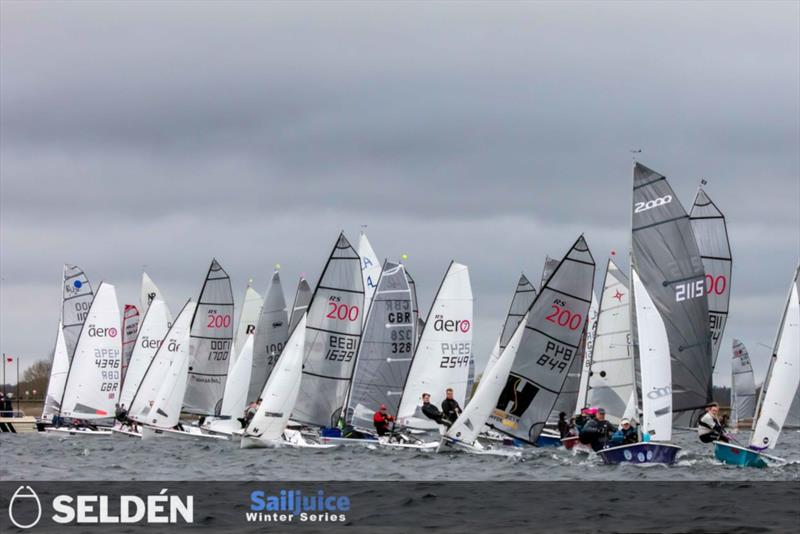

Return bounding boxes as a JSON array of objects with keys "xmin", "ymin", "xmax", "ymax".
[
  {"xmin": 675, "ymin": 279, "xmax": 705, "ymax": 302},
  {"xmin": 325, "ymin": 334, "xmax": 357, "ymax": 362},
  {"xmin": 536, "ymin": 341, "xmax": 574, "ymax": 373},
  {"xmin": 266, "ymin": 343, "xmax": 285, "ymax": 365},
  {"xmin": 634, "ymin": 194, "xmax": 672, "ymax": 213},
  {"xmin": 207, "ymin": 313, "xmax": 232, "ymax": 328},
  {"xmin": 73, "ymin": 301, "xmax": 90, "ymax": 322},
  {"xmin": 209, "ymin": 339, "xmax": 230, "ymax": 361},
  {"xmin": 326, "ymin": 302, "xmax": 360, "ymax": 322},
  {"xmin": 440, "ymin": 342, "xmax": 470, "ymax": 368},
  {"xmin": 705, "ymin": 274, "xmax": 727, "ymax": 295},
  {"xmin": 545, "ymin": 303, "xmax": 583, "ymax": 330}
]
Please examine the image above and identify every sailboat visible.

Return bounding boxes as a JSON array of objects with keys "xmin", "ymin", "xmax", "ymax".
[
  {"xmin": 730, "ymin": 339, "xmax": 757, "ymax": 430},
  {"xmin": 293, "ymin": 233, "xmax": 365, "ymax": 429},
  {"xmin": 140, "ymin": 271, "xmax": 166, "ymax": 315},
  {"xmin": 396, "ymin": 261, "xmax": 473, "ymax": 432},
  {"xmin": 288, "ymin": 277, "xmax": 312, "ymax": 333},
  {"xmin": 715, "ymin": 266, "xmax": 799, "ymax": 467},
  {"xmin": 41, "ymin": 265, "xmax": 94, "ymax": 424},
  {"xmin": 183, "ymin": 259, "xmax": 234, "ymax": 417},
  {"xmin": 248, "ymin": 271, "xmax": 289, "ymax": 403},
  {"xmin": 47, "ymin": 282, "xmax": 121, "ymax": 437},
  {"xmin": 599, "ymin": 162, "xmax": 709, "ymax": 465},
  {"xmin": 230, "ymin": 283, "xmax": 263, "ymax": 373},
  {"xmin": 358, "ymin": 232, "xmax": 382, "ymax": 327},
  {"xmin": 488, "ymin": 236, "xmax": 595, "ymax": 446},
  {"xmin": 674, "ymin": 186, "xmax": 733, "ymax": 427},
  {"xmin": 120, "ymin": 304, "xmax": 140, "ymax": 385},
  {"xmin": 320, "ymin": 261, "xmax": 433, "ymax": 448},
  {"xmin": 241, "ymin": 315, "xmax": 334, "ymax": 448},
  {"xmin": 202, "ymin": 335, "xmax": 254, "ymax": 436},
  {"xmin": 437, "ymin": 314, "xmax": 527, "ymax": 456}
]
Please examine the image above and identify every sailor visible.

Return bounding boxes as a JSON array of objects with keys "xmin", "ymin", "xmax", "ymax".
[
  {"xmin": 421, "ymin": 393, "xmax": 451, "ymax": 428},
  {"xmin": 441, "ymin": 388, "xmax": 462, "ymax": 424},
  {"xmin": 697, "ymin": 402, "xmax": 729, "ymax": 444},
  {"xmin": 609, "ymin": 418, "xmax": 638, "ymax": 446},
  {"xmin": 557, "ymin": 411, "xmax": 572, "ymax": 438},
  {"xmin": 579, "ymin": 408, "xmax": 617, "ymax": 451},
  {"xmin": 372, "ymin": 404, "xmax": 395, "ymax": 436},
  {"xmin": 114, "ymin": 403, "xmax": 127, "ymax": 423},
  {"xmin": 239, "ymin": 399, "xmax": 260, "ymax": 428}
]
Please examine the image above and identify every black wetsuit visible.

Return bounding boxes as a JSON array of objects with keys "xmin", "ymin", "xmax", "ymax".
[
  {"xmin": 441, "ymin": 398, "xmax": 462, "ymax": 424},
  {"xmin": 580, "ymin": 418, "xmax": 617, "ymax": 451},
  {"xmin": 422, "ymin": 402, "xmax": 451, "ymax": 428}
]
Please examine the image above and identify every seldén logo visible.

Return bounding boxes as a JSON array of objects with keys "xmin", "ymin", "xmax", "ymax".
[{"xmin": 7, "ymin": 486, "xmax": 193, "ymax": 528}]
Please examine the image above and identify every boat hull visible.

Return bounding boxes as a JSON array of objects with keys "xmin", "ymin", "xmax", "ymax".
[
  {"xmin": 44, "ymin": 427, "xmax": 113, "ymax": 437},
  {"xmin": 140, "ymin": 425, "xmax": 229, "ymax": 441},
  {"xmin": 597, "ymin": 442, "xmax": 681, "ymax": 465},
  {"xmin": 0, "ymin": 416, "xmax": 38, "ymax": 433},
  {"xmin": 111, "ymin": 427, "xmax": 142, "ymax": 439},
  {"xmin": 535, "ymin": 431, "xmax": 562, "ymax": 448},
  {"xmin": 713, "ymin": 441, "xmax": 769, "ymax": 468},
  {"xmin": 437, "ymin": 436, "xmax": 520, "ymax": 456},
  {"xmin": 241, "ymin": 429, "xmax": 338, "ymax": 449}
]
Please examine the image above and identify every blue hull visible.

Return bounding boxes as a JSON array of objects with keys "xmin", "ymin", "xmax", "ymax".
[
  {"xmin": 535, "ymin": 433, "xmax": 562, "ymax": 447},
  {"xmin": 714, "ymin": 441, "xmax": 769, "ymax": 468},
  {"xmin": 598, "ymin": 443, "xmax": 681, "ymax": 465}
]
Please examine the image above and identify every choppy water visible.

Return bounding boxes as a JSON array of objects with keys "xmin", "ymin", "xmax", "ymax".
[{"xmin": 2, "ymin": 428, "xmax": 799, "ymax": 481}]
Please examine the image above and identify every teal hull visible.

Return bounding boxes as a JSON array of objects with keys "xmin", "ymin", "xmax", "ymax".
[{"xmin": 714, "ymin": 441, "xmax": 769, "ymax": 468}]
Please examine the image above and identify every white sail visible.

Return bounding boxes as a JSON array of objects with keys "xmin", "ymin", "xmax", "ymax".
[
  {"xmin": 250, "ymin": 271, "xmax": 289, "ymax": 402},
  {"xmin": 119, "ymin": 299, "xmax": 172, "ymax": 410},
  {"xmin": 231, "ymin": 285, "xmax": 263, "ymax": 371},
  {"xmin": 145, "ymin": 325, "xmax": 193, "ymax": 429},
  {"xmin": 397, "ymin": 262, "xmax": 473, "ymax": 426},
  {"xmin": 632, "ymin": 270, "xmax": 672, "ymax": 441},
  {"xmin": 585, "ymin": 259, "xmax": 635, "ymax": 424},
  {"xmin": 184, "ymin": 259, "xmax": 234, "ymax": 416},
  {"xmin": 750, "ymin": 267, "xmax": 800, "ymax": 450},
  {"xmin": 244, "ymin": 314, "xmax": 307, "ymax": 441},
  {"xmin": 219, "ymin": 335, "xmax": 254, "ymax": 418},
  {"xmin": 140, "ymin": 272, "xmax": 166, "ymax": 315},
  {"xmin": 575, "ymin": 291, "xmax": 599, "ymax": 413},
  {"xmin": 130, "ymin": 301, "xmax": 196, "ymax": 422},
  {"xmin": 60, "ymin": 283, "xmax": 122, "ymax": 419},
  {"xmin": 358, "ymin": 232, "xmax": 382, "ymax": 326},
  {"xmin": 41, "ymin": 323, "xmax": 69, "ymax": 421},
  {"xmin": 121, "ymin": 304, "xmax": 140, "ymax": 381},
  {"xmin": 446, "ymin": 314, "xmax": 527, "ymax": 446}
]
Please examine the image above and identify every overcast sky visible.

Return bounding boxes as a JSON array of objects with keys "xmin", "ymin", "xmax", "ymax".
[{"xmin": 1, "ymin": 1, "xmax": 798, "ymax": 389}]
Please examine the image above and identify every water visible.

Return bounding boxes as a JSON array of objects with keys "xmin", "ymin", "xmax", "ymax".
[{"xmin": 2, "ymin": 428, "xmax": 799, "ymax": 481}]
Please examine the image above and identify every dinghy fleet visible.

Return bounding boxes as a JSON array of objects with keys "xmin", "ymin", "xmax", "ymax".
[{"xmin": 33, "ymin": 162, "xmax": 799, "ymax": 467}]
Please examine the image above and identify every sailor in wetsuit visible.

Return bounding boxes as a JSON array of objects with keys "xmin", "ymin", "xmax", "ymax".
[
  {"xmin": 421, "ymin": 393, "xmax": 451, "ymax": 428},
  {"xmin": 697, "ymin": 402, "xmax": 729, "ymax": 444},
  {"xmin": 441, "ymin": 388, "xmax": 462, "ymax": 425}
]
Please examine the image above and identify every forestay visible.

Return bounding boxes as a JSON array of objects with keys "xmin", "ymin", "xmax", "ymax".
[
  {"xmin": 41, "ymin": 323, "xmax": 69, "ymax": 421},
  {"xmin": 631, "ymin": 163, "xmax": 711, "ymax": 414},
  {"xmin": 245, "ymin": 315, "xmax": 307, "ymax": 441},
  {"xmin": 585, "ymin": 259, "xmax": 635, "ymax": 423},
  {"xmin": 344, "ymin": 261, "xmax": 416, "ymax": 428},
  {"xmin": 293, "ymin": 233, "xmax": 364, "ymax": 427},
  {"xmin": 184, "ymin": 259, "xmax": 234, "ymax": 416},
  {"xmin": 250, "ymin": 271, "xmax": 288, "ymax": 402},
  {"xmin": 750, "ymin": 266, "xmax": 799, "ymax": 450},
  {"xmin": 358, "ymin": 232, "xmax": 382, "ymax": 326},
  {"xmin": 130, "ymin": 300, "xmax": 196, "ymax": 423},
  {"xmin": 447, "ymin": 314, "xmax": 527, "ymax": 446},
  {"xmin": 62, "ymin": 264, "xmax": 94, "ymax": 361},
  {"xmin": 60, "ymin": 283, "xmax": 121, "ymax": 419},
  {"xmin": 489, "ymin": 236, "xmax": 595, "ymax": 444},
  {"xmin": 731, "ymin": 339, "xmax": 756, "ymax": 428},
  {"xmin": 689, "ymin": 188, "xmax": 732, "ymax": 371},
  {"xmin": 119, "ymin": 299, "xmax": 172, "ymax": 410}
]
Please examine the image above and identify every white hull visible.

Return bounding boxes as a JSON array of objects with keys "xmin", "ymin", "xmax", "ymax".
[
  {"xmin": 318, "ymin": 434, "xmax": 438, "ymax": 450},
  {"xmin": 241, "ymin": 429, "xmax": 337, "ymax": 449},
  {"xmin": 111, "ymin": 427, "xmax": 142, "ymax": 439},
  {"xmin": 45, "ymin": 427, "xmax": 113, "ymax": 437},
  {"xmin": 140, "ymin": 425, "xmax": 229, "ymax": 441},
  {"xmin": 437, "ymin": 436, "xmax": 521, "ymax": 457}
]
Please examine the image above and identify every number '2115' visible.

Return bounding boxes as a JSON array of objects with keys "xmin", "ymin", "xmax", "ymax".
[{"xmin": 675, "ymin": 279, "xmax": 704, "ymax": 302}]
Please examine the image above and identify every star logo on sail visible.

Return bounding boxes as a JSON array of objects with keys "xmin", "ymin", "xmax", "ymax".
[{"xmin": 613, "ymin": 290, "xmax": 624, "ymax": 302}]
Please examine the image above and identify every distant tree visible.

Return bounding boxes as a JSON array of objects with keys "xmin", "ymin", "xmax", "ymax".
[{"xmin": 21, "ymin": 360, "xmax": 51, "ymax": 397}]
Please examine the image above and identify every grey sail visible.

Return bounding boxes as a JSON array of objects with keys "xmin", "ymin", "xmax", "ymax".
[
  {"xmin": 184, "ymin": 259, "xmax": 234, "ymax": 415},
  {"xmin": 585, "ymin": 259, "xmax": 635, "ymax": 422},
  {"xmin": 288, "ymin": 278, "xmax": 312, "ymax": 334},
  {"xmin": 689, "ymin": 188, "xmax": 732, "ymax": 371},
  {"xmin": 731, "ymin": 339, "xmax": 756, "ymax": 427},
  {"xmin": 501, "ymin": 274, "xmax": 537, "ymax": 350},
  {"xmin": 632, "ymin": 162, "xmax": 712, "ymax": 414},
  {"xmin": 489, "ymin": 235, "xmax": 595, "ymax": 443},
  {"xmin": 467, "ymin": 356, "xmax": 476, "ymax": 401},
  {"xmin": 293, "ymin": 233, "xmax": 365, "ymax": 427},
  {"xmin": 540, "ymin": 256, "xmax": 560, "ymax": 291},
  {"xmin": 62, "ymin": 264, "xmax": 94, "ymax": 361},
  {"xmin": 344, "ymin": 261, "xmax": 416, "ymax": 428},
  {"xmin": 549, "ymin": 349, "xmax": 584, "ymax": 423},
  {"xmin": 249, "ymin": 271, "xmax": 289, "ymax": 402},
  {"xmin": 406, "ymin": 268, "xmax": 421, "ymax": 353},
  {"xmin": 786, "ymin": 389, "xmax": 800, "ymax": 429}
]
